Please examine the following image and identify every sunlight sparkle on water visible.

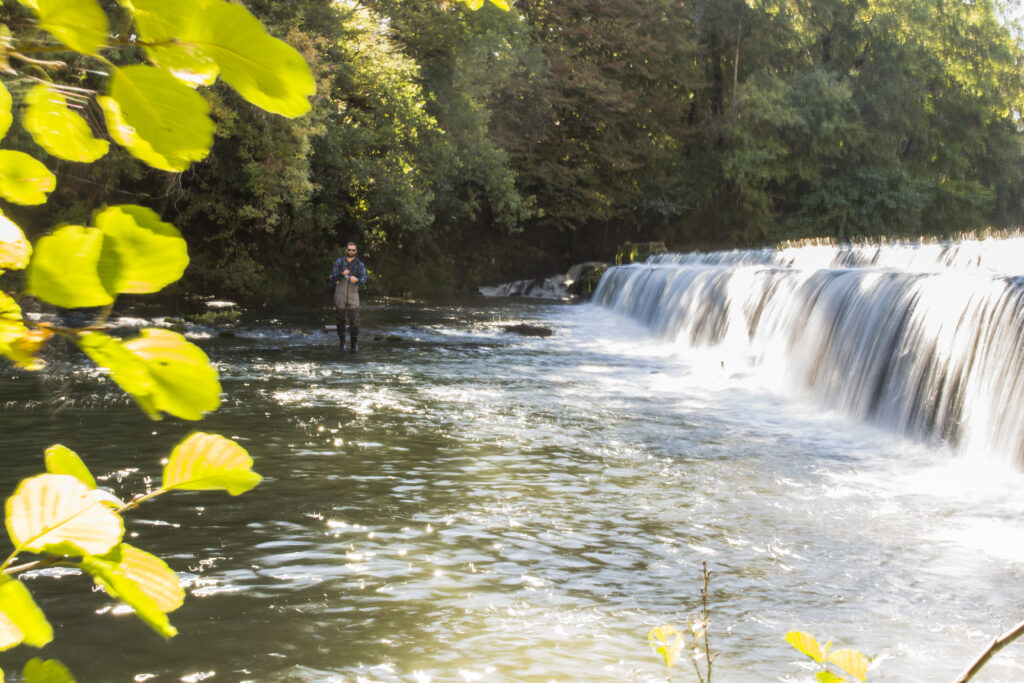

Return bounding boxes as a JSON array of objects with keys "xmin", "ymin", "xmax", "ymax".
[{"xmin": 180, "ymin": 672, "xmax": 215, "ymax": 683}]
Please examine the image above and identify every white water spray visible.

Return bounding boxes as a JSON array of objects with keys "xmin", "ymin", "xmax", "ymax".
[{"xmin": 594, "ymin": 235, "xmax": 1024, "ymax": 465}]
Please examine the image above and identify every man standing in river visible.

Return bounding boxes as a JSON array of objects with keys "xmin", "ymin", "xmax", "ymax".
[{"xmin": 330, "ymin": 242, "xmax": 367, "ymax": 352}]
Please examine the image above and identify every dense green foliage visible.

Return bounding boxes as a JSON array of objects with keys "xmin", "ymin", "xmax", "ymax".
[{"xmin": 6, "ymin": 0, "xmax": 1024, "ymax": 298}]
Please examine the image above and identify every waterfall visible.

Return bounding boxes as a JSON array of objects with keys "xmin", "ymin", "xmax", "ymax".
[{"xmin": 593, "ymin": 235, "xmax": 1024, "ymax": 464}]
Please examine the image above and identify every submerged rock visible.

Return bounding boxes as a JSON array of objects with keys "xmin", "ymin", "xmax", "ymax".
[{"xmin": 503, "ymin": 323, "xmax": 553, "ymax": 337}]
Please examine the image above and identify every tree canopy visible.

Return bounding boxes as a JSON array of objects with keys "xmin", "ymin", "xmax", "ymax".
[{"xmin": 5, "ymin": 0, "xmax": 1024, "ymax": 297}]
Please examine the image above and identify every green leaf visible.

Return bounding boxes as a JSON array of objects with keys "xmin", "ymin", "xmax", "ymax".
[
  {"xmin": 0, "ymin": 292, "xmax": 20, "ymax": 323},
  {"xmin": 82, "ymin": 544, "xmax": 183, "ymax": 615},
  {"xmin": 815, "ymin": 672, "xmax": 844, "ymax": 683},
  {"xmin": 0, "ymin": 211, "xmax": 32, "ymax": 271},
  {"xmin": 80, "ymin": 543, "xmax": 182, "ymax": 639},
  {"xmin": 648, "ymin": 624, "xmax": 684, "ymax": 669},
  {"xmin": 78, "ymin": 329, "xmax": 220, "ymax": 420},
  {"xmin": 5, "ymin": 473, "xmax": 124, "ymax": 556},
  {"xmin": 22, "ymin": 658, "xmax": 75, "ymax": 683},
  {"xmin": 23, "ymin": 83, "xmax": 109, "ymax": 163},
  {"xmin": 98, "ymin": 65, "xmax": 213, "ymax": 172},
  {"xmin": 827, "ymin": 649, "xmax": 868, "ymax": 682},
  {"xmin": 100, "ymin": 544, "xmax": 184, "ymax": 613},
  {"xmin": 44, "ymin": 445, "xmax": 96, "ymax": 489},
  {"xmin": 26, "ymin": 225, "xmax": 114, "ymax": 309},
  {"xmin": 163, "ymin": 432, "xmax": 262, "ymax": 495},
  {"xmin": 0, "ymin": 576, "xmax": 53, "ymax": 650},
  {"xmin": 94, "ymin": 205, "xmax": 188, "ymax": 294},
  {"xmin": 198, "ymin": 0, "xmax": 314, "ymax": 117},
  {"xmin": 121, "ymin": 330, "xmax": 220, "ymax": 419},
  {"xmin": 0, "ymin": 81, "xmax": 12, "ymax": 140},
  {"xmin": 785, "ymin": 630, "xmax": 825, "ymax": 663},
  {"xmin": 0, "ymin": 150, "xmax": 55, "ymax": 205},
  {"xmin": 16, "ymin": 0, "xmax": 108, "ymax": 55},
  {"xmin": 117, "ymin": 0, "xmax": 221, "ymax": 87},
  {"xmin": 77, "ymin": 331, "xmax": 152, "ymax": 410},
  {"xmin": 119, "ymin": 0, "xmax": 315, "ymax": 117}
]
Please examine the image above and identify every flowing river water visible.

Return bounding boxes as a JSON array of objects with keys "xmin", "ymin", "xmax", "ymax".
[{"xmin": 4, "ymin": 237, "xmax": 1024, "ymax": 682}]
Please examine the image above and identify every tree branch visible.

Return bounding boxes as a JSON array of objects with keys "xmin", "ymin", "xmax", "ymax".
[{"xmin": 956, "ymin": 618, "xmax": 1024, "ymax": 683}]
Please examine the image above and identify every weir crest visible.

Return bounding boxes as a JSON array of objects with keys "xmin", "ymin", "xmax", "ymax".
[{"xmin": 593, "ymin": 235, "xmax": 1024, "ymax": 465}]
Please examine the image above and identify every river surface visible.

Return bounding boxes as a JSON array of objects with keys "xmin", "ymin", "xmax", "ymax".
[{"xmin": 2, "ymin": 295, "xmax": 1024, "ymax": 682}]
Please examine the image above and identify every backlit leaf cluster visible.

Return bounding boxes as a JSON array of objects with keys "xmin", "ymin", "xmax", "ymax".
[
  {"xmin": 4, "ymin": 0, "xmax": 315, "ymax": 173},
  {"xmin": 0, "ymin": 435, "xmax": 261, "ymax": 680},
  {"xmin": 0, "ymin": 0, "xmax": 315, "ymax": 402},
  {"xmin": 0, "ymin": 0, "xmax": 313, "ymax": 679},
  {"xmin": 785, "ymin": 630, "xmax": 870, "ymax": 682},
  {"xmin": 0, "ymin": 199, "xmax": 222, "ymax": 419}
]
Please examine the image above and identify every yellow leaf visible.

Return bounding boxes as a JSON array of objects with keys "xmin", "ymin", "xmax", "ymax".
[
  {"xmin": 22, "ymin": 657, "xmax": 75, "ymax": 683},
  {"xmin": 94, "ymin": 205, "xmax": 188, "ymax": 295},
  {"xmin": 0, "ymin": 210, "xmax": 32, "ymax": 271},
  {"xmin": 0, "ymin": 576, "xmax": 52, "ymax": 651},
  {"xmin": 0, "ymin": 325, "xmax": 51, "ymax": 370},
  {"xmin": 44, "ymin": 445, "xmax": 97, "ymax": 489},
  {"xmin": 121, "ymin": 329, "xmax": 219, "ymax": 419},
  {"xmin": 785, "ymin": 630, "xmax": 824, "ymax": 663},
  {"xmin": 5, "ymin": 473, "xmax": 124, "ymax": 556},
  {"xmin": 648, "ymin": 624, "xmax": 684, "ymax": 669},
  {"xmin": 118, "ymin": 0, "xmax": 218, "ymax": 86},
  {"xmin": 99, "ymin": 65, "xmax": 213, "ymax": 172},
  {"xmin": 827, "ymin": 648, "xmax": 868, "ymax": 682},
  {"xmin": 80, "ymin": 543, "xmax": 182, "ymax": 638},
  {"xmin": 79, "ymin": 329, "xmax": 220, "ymax": 420},
  {"xmin": 0, "ymin": 292, "xmax": 19, "ymax": 323},
  {"xmin": 0, "ymin": 292, "xmax": 51, "ymax": 370},
  {"xmin": 0, "ymin": 150, "xmax": 55, "ymax": 206},
  {"xmin": 23, "ymin": 83, "xmax": 109, "ymax": 163},
  {"xmin": 86, "ymin": 543, "xmax": 184, "ymax": 613},
  {"xmin": 163, "ymin": 432, "xmax": 261, "ymax": 495},
  {"xmin": 115, "ymin": 544, "xmax": 184, "ymax": 613},
  {"xmin": 0, "ymin": 612, "xmax": 20, "ymax": 651},
  {"xmin": 16, "ymin": 0, "xmax": 109, "ymax": 55},
  {"xmin": 192, "ymin": 0, "xmax": 315, "ymax": 117},
  {"xmin": 0, "ymin": 81, "xmax": 11, "ymax": 140},
  {"xmin": 26, "ymin": 225, "xmax": 114, "ymax": 309}
]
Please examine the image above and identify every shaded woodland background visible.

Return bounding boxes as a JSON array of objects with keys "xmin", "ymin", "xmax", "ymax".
[{"xmin": 4, "ymin": 0, "xmax": 1024, "ymax": 298}]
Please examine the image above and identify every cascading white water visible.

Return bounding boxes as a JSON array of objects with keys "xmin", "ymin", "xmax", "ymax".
[{"xmin": 593, "ymin": 234, "xmax": 1024, "ymax": 465}]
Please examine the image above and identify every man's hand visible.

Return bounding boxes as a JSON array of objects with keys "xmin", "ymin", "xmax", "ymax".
[{"xmin": 349, "ymin": 276, "xmax": 359, "ymax": 283}]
